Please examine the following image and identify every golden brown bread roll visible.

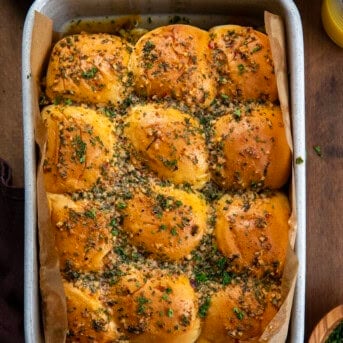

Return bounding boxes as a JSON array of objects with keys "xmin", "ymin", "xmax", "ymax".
[
  {"xmin": 108, "ymin": 265, "xmax": 146, "ymax": 296},
  {"xmin": 215, "ymin": 191, "xmax": 290, "ymax": 276},
  {"xmin": 110, "ymin": 274, "xmax": 200, "ymax": 342},
  {"xmin": 42, "ymin": 105, "xmax": 115, "ymax": 193},
  {"xmin": 46, "ymin": 33, "xmax": 132, "ymax": 105},
  {"xmin": 198, "ymin": 282, "xmax": 280, "ymax": 342},
  {"xmin": 48, "ymin": 193, "xmax": 113, "ymax": 272},
  {"xmin": 129, "ymin": 24, "xmax": 216, "ymax": 107},
  {"xmin": 63, "ymin": 281, "xmax": 119, "ymax": 342},
  {"xmin": 41, "ymin": 23, "xmax": 292, "ymax": 343},
  {"xmin": 209, "ymin": 25, "xmax": 278, "ymax": 101},
  {"xmin": 210, "ymin": 104, "xmax": 291, "ymax": 190},
  {"xmin": 122, "ymin": 184, "xmax": 207, "ymax": 260},
  {"xmin": 124, "ymin": 103, "xmax": 210, "ymax": 188}
]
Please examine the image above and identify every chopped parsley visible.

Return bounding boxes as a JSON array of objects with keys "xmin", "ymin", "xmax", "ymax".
[
  {"xmin": 251, "ymin": 45, "xmax": 262, "ymax": 53},
  {"xmin": 109, "ymin": 218, "xmax": 117, "ymax": 227},
  {"xmin": 201, "ymin": 182, "xmax": 223, "ymax": 202},
  {"xmin": 295, "ymin": 156, "xmax": 304, "ymax": 164},
  {"xmin": 222, "ymin": 271, "xmax": 232, "ymax": 285},
  {"xmin": 111, "ymin": 229, "xmax": 119, "ymax": 236},
  {"xmin": 116, "ymin": 201, "xmax": 127, "ymax": 210},
  {"xmin": 170, "ymin": 228, "xmax": 178, "ymax": 236},
  {"xmin": 137, "ymin": 296, "xmax": 150, "ymax": 315},
  {"xmin": 72, "ymin": 135, "xmax": 87, "ymax": 163},
  {"xmin": 325, "ymin": 320, "xmax": 343, "ymax": 343},
  {"xmin": 199, "ymin": 297, "xmax": 211, "ymax": 318},
  {"xmin": 175, "ymin": 200, "xmax": 183, "ymax": 207},
  {"xmin": 167, "ymin": 308, "xmax": 174, "ymax": 317},
  {"xmin": 103, "ymin": 107, "xmax": 116, "ymax": 118},
  {"xmin": 233, "ymin": 108, "xmax": 242, "ymax": 121},
  {"xmin": 81, "ymin": 67, "xmax": 99, "ymax": 79},
  {"xmin": 159, "ymin": 224, "xmax": 167, "ymax": 231},
  {"xmin": 313, "ymin": 145, "xmax": 323, "ymax": 157},
  {"xmin": 233, "ymin": 307, "xmax": 244, "ymax": 320},
  {"xmin": 195, "ymin": 272, "xmax": 208, "ymax": 283},
  {"xmin": 161, "ymin": 158, "xmax": 178, "ymax": 170},
  {"xmin": 143, "ymin": 41, "xmax": 155, "ymax": 53},
  {"xmin": 161, "ymin": 293, "xmax": 169, "ymax": 301},
  {"xmin": 180, "ymin": 314, "xmax": 191, "ymax": 327},
  {"xmin": 238, "ymin": 64, "xmax": 245, "ymax": 74},
  {"xmin": 84, "ymin": 209, "xmax": 96, "ymax": 219}
]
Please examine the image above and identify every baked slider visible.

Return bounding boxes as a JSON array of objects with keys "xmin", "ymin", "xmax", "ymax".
[
  {"xmin": 122, "ymin": 184, "xmax": 207, "ymax": 261},
  {"xmin": 209, "ymin": 25, "xmax": 278, "ymax": 102},
  {"xmin": 42, "ymin": 105, "xmax": 115, "ymax": 193},
  {"xmin": 124, "ymin": 103, "xmax": 210, "ymax": 188},
  {"xmin": 215, "ymin": 191, "xmax": 290, "ymax": 276},
  {"xmin": 110, "ymin": 274, "xmax": 201, "ymax": 343},
  {"xmin": 198, "ymin": 281, "xmax": 280, "ymax": 342},
  {"xmin": 210, "ymin": 104, "xmax": 291, "ymax": 190},
  {"xmin": 64, "ymin": 281, "xmax": 119, "ymax": 342},
  {"xmin": 46, "ymin": 33, "xmax": 132, "ymax": 105},
  {"xmin": 48, "ymin": 193, "xmax": 113, "ymax": 272},
  {"xmin": 129, "ymin": 24, "xmax": 216, "ymax": 107}
]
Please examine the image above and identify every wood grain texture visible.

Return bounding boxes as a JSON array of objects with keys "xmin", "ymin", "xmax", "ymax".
[
  {"xmin": 0, "ymin": 0, "xmax": 341, "ymax": 340},
  {"xmin": 309, "ymin": 304, "xmax": 343, "ymax": 343},
  {"xmin": 294, "ymin": 0, "xmax": 343, "ymax": 340},
  {"xmin": 0, "ymin": 0, "xmax": 32, "ymax": 187}
]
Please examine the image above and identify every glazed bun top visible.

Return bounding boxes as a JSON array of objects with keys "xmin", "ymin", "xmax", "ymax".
[
  {"xmin": 124, "ymin": 103, "xmax": 210, "ymax": 188},
  {"xmin": 109, "ymin": 273, "xmax": 200, "ymax": 343},
  {"xmin": 214, "ymin": 191, "xmax": 290, "ymax": 276},
  {"xmin": 63, "ymin": 281, "xmax": 119, "ymax": 342},
  {"xmin": 42, "ymin": 105, "xmax": 115, "ymax": 193},
  {"xmin": 129, "ymin": 24, "xmax": 216, "ymax": 108},
  {"xmin": 122, "ymin": 184, "xmax": 208, "ymax": 260},
  {"xmin": 210, "ymin": 103, "xmax": 291, "ymax": 190},
  {"xmin": 209, "ymin": 25, "xmax": 278, "ymax": 102},
  {"xmin": 198, "ymin": 280, "xmax": 280, "ymax": 343},
  {"xmin": 48, "ymin": 193, "xmax": 113, "ymax": 272},
  {"xmin": 46, "ymin": 33, "xmax": 132, "ymax": 105}
]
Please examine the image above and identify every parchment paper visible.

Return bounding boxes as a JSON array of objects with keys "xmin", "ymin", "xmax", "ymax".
[
  {"xmin": 261, "ymin": 11, "xmax": 299, "ymax": 342},
  {"xmin": 32, "ymin": 11, "xmax": 68, "ymax": 343},
  {"xmin": 32, "ymin": 10, "xmax": 299, "ymax": 343}
]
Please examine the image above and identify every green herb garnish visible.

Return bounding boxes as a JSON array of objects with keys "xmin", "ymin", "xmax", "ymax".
[
  {"xmin": 195, "ymin": 272, "xmax": 208, "ymax": 283},
  {"xmin": 252, "ymin": 45, "xmax": 262, "ymax": 53},
  {"xmin": 116, "ymin": 201, "xmax": 127, "ymax": 210},
  {"xmin": 295, "ymin": 156, "xmax": 304, "ymax": 164},
  {"xmin": 81, "ymin": 67, "xmax": 98, "ymax": 79},
  {"xmin": 233, "ymin": 307, "xmax": 244, "ymax": 320},
  {"xmin": 84, "ymin": 209, "xmax": 96, "ymax": 219},
  {"xmin": 167, "ymin": 308, "xmax": 174, "ymax": 317},
  {"xmin": 72, "ymin": 135, "xmax": 87, "ymax": 163},
  {"xmin": 233, "ymin": 108, "xmax": 241, "ymax": 121},
  {"xmin": 137, "ymin": 296, "xmax": 150, "ymax": 315},
  {"xmin": 199, "ymin": 297, "xmax": 211, "ymax": 318},
  {"xmin": 313, "ymin": 145, "xmax": 323, "ymax": 157},
  {"xmin": 325, "ymin": 320, "xmax": 343, "ymax": 343},
  {"xmin": 237, "ymin": 64, "xmax": 245, "ymax": 74},
  {"xmin": 143, "ymin": 41, "xmax": 155, "ymax": 53}
]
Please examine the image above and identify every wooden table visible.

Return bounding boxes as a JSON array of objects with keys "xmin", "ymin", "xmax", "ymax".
[
  {"xmin": 0, "ymin": 0, "xmax": 342, "ymax": 340},
  {"xmin": 294, "ymin": 0, "xmax": 343, "ymax": 339}
]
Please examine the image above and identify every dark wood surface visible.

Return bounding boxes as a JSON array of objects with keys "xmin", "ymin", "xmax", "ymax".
[
  {"xmin": 0, "ymin": 0, "xmax": 342, "ymax": 341},
  {"xmin": 294, "ymin": 0, "xmax": 343, "ymax": 340}
]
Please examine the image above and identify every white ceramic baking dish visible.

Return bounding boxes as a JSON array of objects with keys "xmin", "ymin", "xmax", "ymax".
[{"xmin": 22, "ymin": 0, "xmax": 306, "ymax": 342}]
